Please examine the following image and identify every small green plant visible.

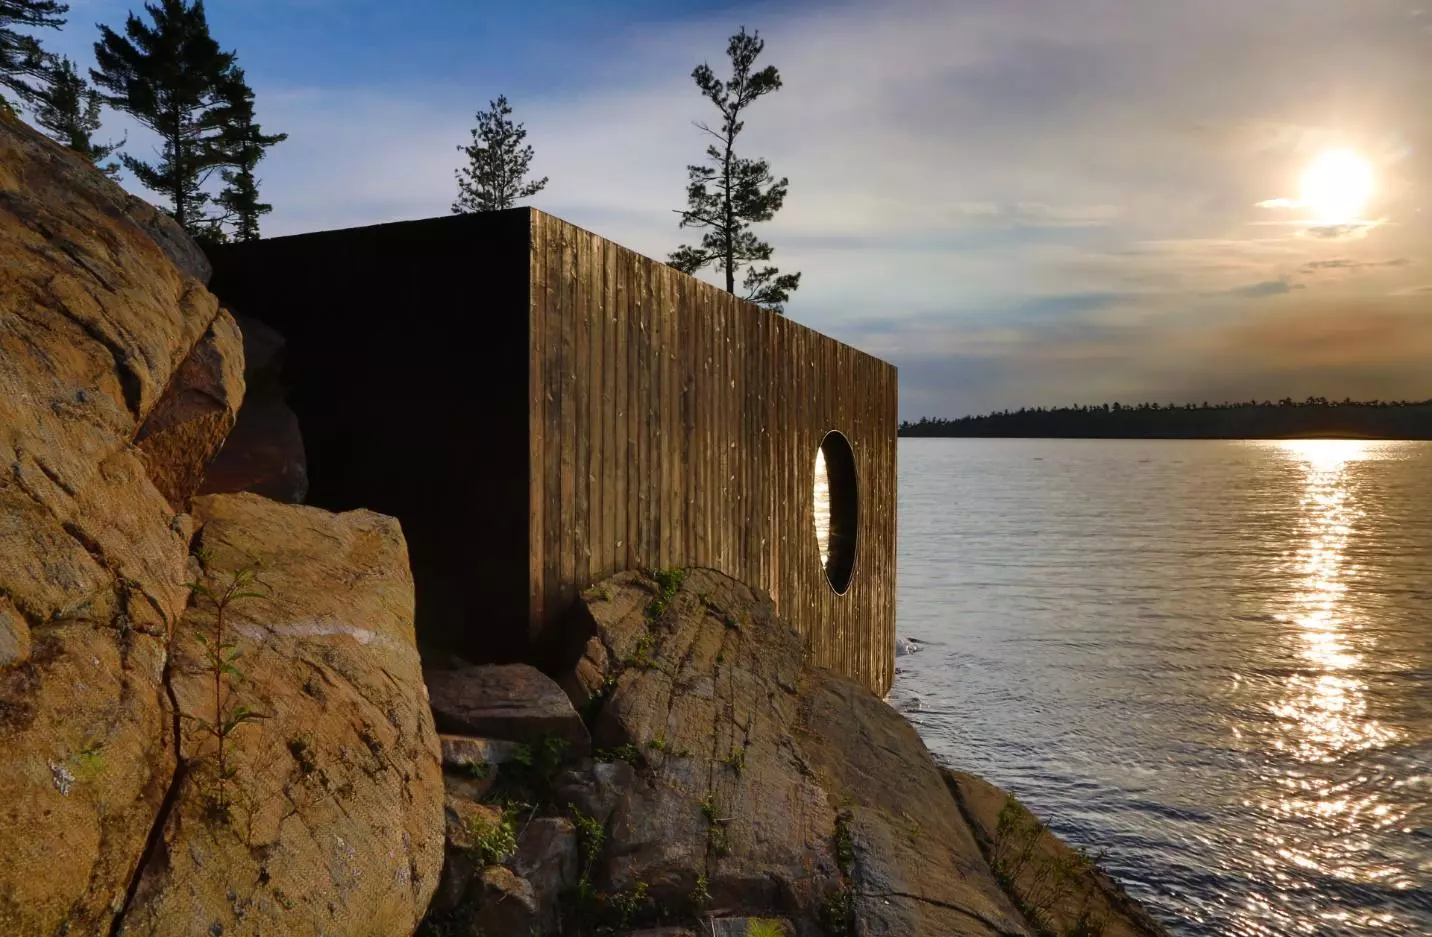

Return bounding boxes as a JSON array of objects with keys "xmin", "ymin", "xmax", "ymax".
[
  {"xmin": 595, "ymin": 743, "xmax": 643, "ymax": 767},
  {"xmin": 187, "ymin": 562, "xmax": 270, "ymax": 821},
  {"xmin": 628, "ymin": 631, "xmax": 656, "ymax": 669},
  {"xmin": 744, "ymin": 919, "xmax": 787, "ymax": 937},
  {"xmin": 724, "ymin": 744, "xmax": 747, "ymax": 775},
  {"xmin": 818, "ymin": 887, "xmax": 855, "ymax": 937},
  {"xmin": 607, "ymin": 880, "xmax": 649, "ymax": 928},
  {"xmin": 73, "ymin": 740, "xmax": 105, "ymax": 779},
  {"xmin": 570, "ymin": 805, "xmax": 605, "ymax": 875},
  {"xmin": 647, "ymin": 735, "xmax": 692, "ymax": 758},
  {"xmin": 493, "ymin": 734, "xmax": 570, "ymax": 805},
  {"xmin": 466, "ymin": 759, "xmax": 490, "ymax": 780},
  {"xmin": 990, "ymin": 795, "xmax": 1105, "ymax": 933},
  {"xmin": 724, "ymin": 614, "xmax": 742, "ymax": 630},
  {"xmin": 833, "ymin": 810, "xmax": 855, "ymax": 876},
  {"xmin": 466, "ymin": 808, "xmax": 519, "ymax": 865},
  {"xmin": 700, "ymin": 791, "xmax": 731, "ymax": 855},
  {"xmin": 1063, "ymin": 909, "xmax": 1109, "ymax": 937},
  {"xmin": 581, "ymin": 672, "xmax": 619, "ymax": 723},
  {"xmin": 646, "ymin": 567, "xmax": 685, "ymax": 620},
  {"xmin": 689, "ymin": 871, "xmax": 711, "ymax": 912}
]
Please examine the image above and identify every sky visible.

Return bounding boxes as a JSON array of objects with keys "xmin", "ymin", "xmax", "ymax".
[{"xmin": 30, "ymin": 0, "xmax": 1432, "ymax": 419}]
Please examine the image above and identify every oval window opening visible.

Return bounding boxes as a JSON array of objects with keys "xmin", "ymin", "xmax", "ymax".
[{"xmin": 813, "ymin": 430, "xmax": 859, "ymax": 594}]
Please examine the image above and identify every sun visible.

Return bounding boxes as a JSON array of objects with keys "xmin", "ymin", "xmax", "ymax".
[{"xmin": 1300, "ymin": 150, "xmax": 1374, "ymax": 224}]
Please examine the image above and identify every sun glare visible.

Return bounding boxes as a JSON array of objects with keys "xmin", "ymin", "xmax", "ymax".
[{"xmin": 1299, "ymin": 150, "xmax": 1374, "ymax": 224}]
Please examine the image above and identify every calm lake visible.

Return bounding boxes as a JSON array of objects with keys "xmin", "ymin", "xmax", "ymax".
[{"xmin": 891, "ymin": 438, "xmax": 1432, "ymax": 937}]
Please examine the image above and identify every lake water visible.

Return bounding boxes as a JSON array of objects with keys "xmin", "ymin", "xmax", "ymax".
[{"xmin": 890, "ymin": 438, "xmax": 1432, "ymax": 937}]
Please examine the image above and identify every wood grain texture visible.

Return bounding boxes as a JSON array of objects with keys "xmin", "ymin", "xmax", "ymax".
[{"xmin": 528, "ymin": 211, "xmax": 897, "ymax": 695}]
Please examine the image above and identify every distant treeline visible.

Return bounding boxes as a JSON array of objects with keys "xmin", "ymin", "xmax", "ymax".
[{"xmin": 900, "ymin": 398, "xmax": 1432, "ymax": 440}]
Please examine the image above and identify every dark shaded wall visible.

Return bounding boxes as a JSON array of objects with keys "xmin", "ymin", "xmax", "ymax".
[{"xmin": 207, "ymin": 210, "xmax": 533, "ymax": 663}]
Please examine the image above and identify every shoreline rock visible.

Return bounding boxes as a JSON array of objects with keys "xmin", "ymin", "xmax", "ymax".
[{"xmin": 418, "ymin": 568, "xmax": 1173, "ymax": 937}]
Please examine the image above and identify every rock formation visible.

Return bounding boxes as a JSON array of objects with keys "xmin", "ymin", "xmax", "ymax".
[
  {"xmin": 419, "ymin": 569, "xmax": 1173, "ymax": 937},
  {"xmin": 0, "ymin": 112, "xmax": 442, "ymax": 936}
]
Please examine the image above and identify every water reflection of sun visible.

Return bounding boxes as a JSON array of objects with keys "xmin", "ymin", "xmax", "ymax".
[
  {"xmin": 1268, "ymin": 440, "xmax": 1398, "ymax": 765},
  {"xmin": 1251, "ymin": 440, "xmax": 1410, "ymax": 915}
]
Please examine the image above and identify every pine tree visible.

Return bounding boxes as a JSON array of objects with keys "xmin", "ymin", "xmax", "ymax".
[
  {"xmin": 0, "ymin": 0, "xmax": 67, "ymax": 110},
  {"xmin": 210, "ymin": 68, "xmax": 285, "ymax": 241},
  {"xmin": 452, "ymin": 94, "xmax": 547, "ymax": 213},
  {"xmin": 91, "ymin": 0, "xmax": 237, "ymax": 232},
  {"xmin": 32, "ymin": 56, "xmax": 124, "ymax": 174},
  {"xmin": 669, "ymin": 27, "xmax": 800, "ymax": 314}
]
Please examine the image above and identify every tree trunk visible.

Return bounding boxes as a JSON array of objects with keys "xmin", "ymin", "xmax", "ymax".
[{"xmin": 723, "ymin": 133, "xmax": 735, "ymax": 294}]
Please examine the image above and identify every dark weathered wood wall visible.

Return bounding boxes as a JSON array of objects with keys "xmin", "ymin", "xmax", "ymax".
[
  {"xmin": 207, "ymin": 211, "xmax": 536, "ymax": 663},
  {"xmin": 527, "ymin": 211, "xmax": 898, "ymax": 695}
]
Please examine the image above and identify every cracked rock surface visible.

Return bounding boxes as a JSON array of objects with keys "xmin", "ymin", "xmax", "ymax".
[
  {"xmin": 531, "ymin": 568, "xmax": 1171, "ymax": 936},
  {"xmin": 116, "ymin": 493, "xmax": 445, "ymax": 937},
  {"xmin": 0, "ymin": 112, "xmax": 444, "ymax": 937},
  {"xmin": 0, "ymin": 110, "xmax": 216, "ymax": 936}
]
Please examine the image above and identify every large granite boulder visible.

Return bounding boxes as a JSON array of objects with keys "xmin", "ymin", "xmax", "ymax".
[
  {"xmin": 577, "ymin": 570, "xmax": 847, "ymax": 923},
  {"xmin": 117, "ymin": 492, "xmax": 445, "ymax": 936},
  {"xmin": 1, "ymin": 112, "xmax": 444, "ymax": 936},
  {"xmin": 540, "ymin": 568, "xmax": 1172, "ymax": 937},
  {"xmin": 0, "ymin": 110, "xmax": 216, "ymax": 935}
]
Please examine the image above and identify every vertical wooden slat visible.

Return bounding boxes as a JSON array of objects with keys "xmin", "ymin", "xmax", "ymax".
[
  {"xmin": 681, "ymin": 272, "xmax": 698, "ymax": 570},
  {"xmin": 668, "ymin": 267, "xmax": 683, "ymax": 570},
  {"xmin": 696, "ymin": 276, "xmax": 710, "ymax": 571},
  {"xmin": 528, "ymin": 212, "xmax": 546, "ymax": 641},
  {"xmin": 626, "ymin": 247, "xmax": 640, "ymax": 572},
  {"xmin": 543, "ymin": 215, "xmax": 564, "ymax": 635},
  {"xmin": 636, "ymin": 248, "xmax": 651, "ymax": 571},
  {"xmin": 558, "ymin": 222, "xmax": 577, "ymax": 613},
  {"xmin": 651, "ymin": 260, "xmax": 665, "ymax": 570},
  {"xmin": 600, "ymin": 239, "xmax": 616, "ymax": 581},
  {"xmin": 587, "ymin": 234, "xmax": 604, "ymax": 583},
  {"xmin": 615, "ymin": 245, "xmax": 630, "ymax": 572},
  {"xmin": 655, "ymin": 264, "xmax": 671, "ymax": 572},
  {"xmin": 573, "ymin": 230, "xmax": 590, "ymax": 595}
]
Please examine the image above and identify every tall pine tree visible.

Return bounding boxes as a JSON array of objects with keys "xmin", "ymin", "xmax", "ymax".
[
  {"xmin": 32, "ymin": 56, "xmax": 124, "ymax": 174},
  {"xmin": 0, "ymin": 0, "xmax": 67, "ymax": 110},
  {"xmin": 210, "ymin": 68, "xmax": 285, "ymax": 241},
  {"xmin": 452, "ymin": 94, "xmax": 547, "ymax": 213},
  {"xmin": 91, "ymin": 0, "xmax": 237, "ymax": 232},
  {"xmin": 669, "ymin": 27, "xmax": 800, "ymax": 314}
]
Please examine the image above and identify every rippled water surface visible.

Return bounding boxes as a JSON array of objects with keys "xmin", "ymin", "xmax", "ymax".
[{"xmin": 891, "ymin": 439, "xmax": 1432, "ymax": 937}]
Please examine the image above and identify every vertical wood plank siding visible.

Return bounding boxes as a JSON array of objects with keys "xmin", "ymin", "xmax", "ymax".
[{"xmin": 528, "ymin": 212, "xmax": 897, "ymax": 695}]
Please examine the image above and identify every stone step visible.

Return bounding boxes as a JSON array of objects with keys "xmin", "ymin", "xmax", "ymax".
[{"xmin": 425, "ymin": 662, "xmax": 591, "ymax": 753}]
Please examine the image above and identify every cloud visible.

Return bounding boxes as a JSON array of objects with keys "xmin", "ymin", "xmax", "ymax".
[
  {"xmin": 1300, "ymin": 257, "xmax": 1410, "ymax": 273},
  {"xmin": 951, "ymin": 201, "xmax": 1123, "ymax": 229},
  {"xmin": 1219, "ymin": 277, "xmax": 1306, "ymax": 299},
  {"xmin": 1300, "ymin": 221, "xmax": 1384, "ymax": 240},
  {"xmin": 1391, "ymin": 284, "xmax": 1432, "ymax": 295},
  {"xmin": 1256, "ymin": 197, "xmax": 1302, "ymax": 209}
]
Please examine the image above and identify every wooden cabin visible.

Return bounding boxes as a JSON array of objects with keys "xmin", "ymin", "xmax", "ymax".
[{"xmin": 207, "ymin": 208, "xmax": 898, "ymax": 695}]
